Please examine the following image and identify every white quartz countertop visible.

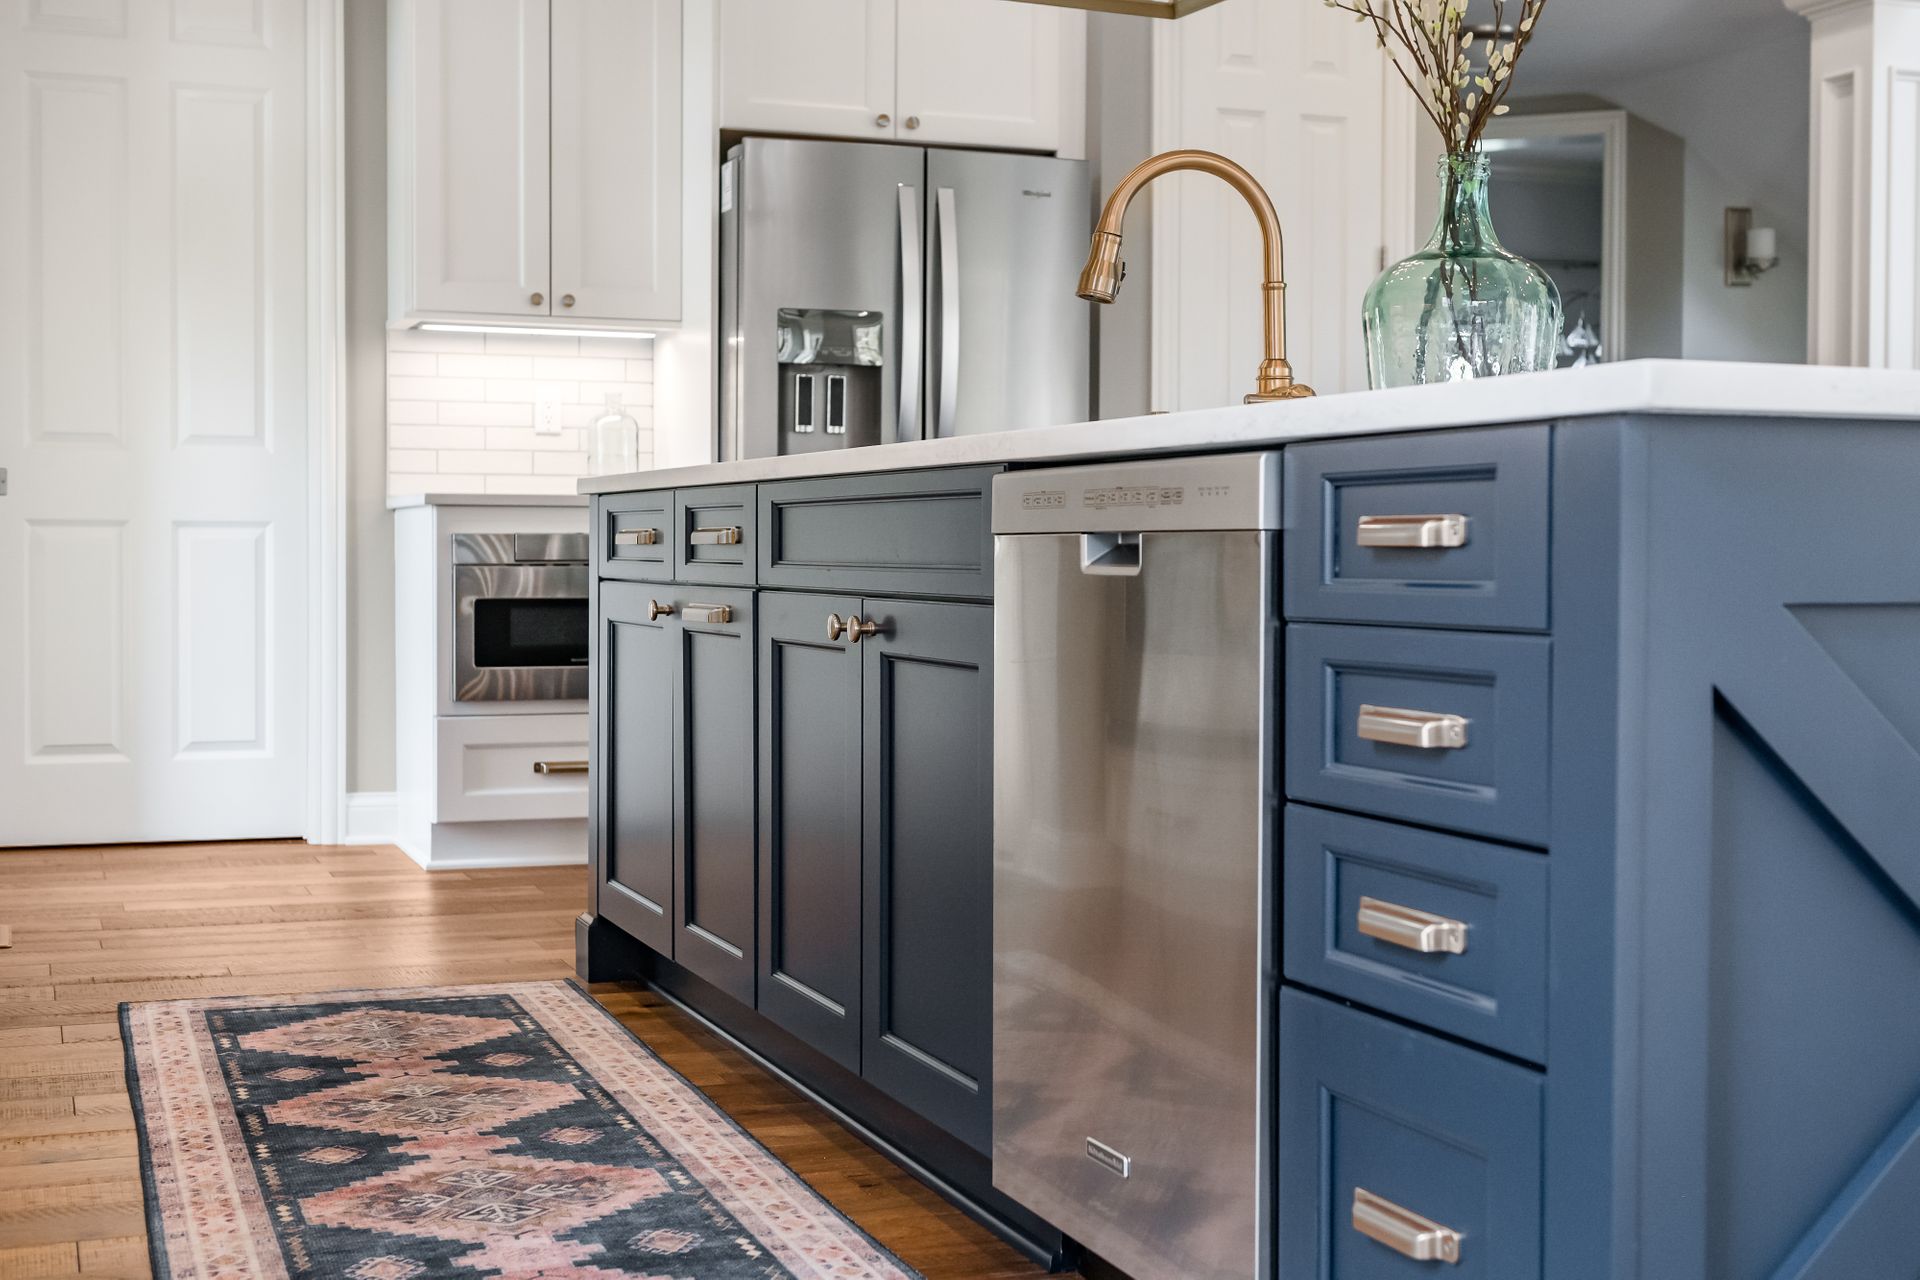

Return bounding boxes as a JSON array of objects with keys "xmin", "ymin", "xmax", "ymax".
[
  {"xmin": 387, "ymin": 492, "xmax": 589, "ymax": 510},
  {"xmin": 579, "ymin": 359, "xmax": 1920, "ymax": 494}
]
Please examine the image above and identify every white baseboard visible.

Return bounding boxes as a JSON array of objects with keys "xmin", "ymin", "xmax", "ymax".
[
  {"xmin": 396, "ymin": 818, "xmax": 588, "ymax": 871},
  {"xmin": 341, "ymin": 792, "xmax": 399, "ymax": 846}
]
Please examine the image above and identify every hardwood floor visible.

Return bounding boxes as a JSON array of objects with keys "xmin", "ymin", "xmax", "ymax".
[{"xmin": 0, "ymin": 841, "xmax": 1054, "ymax": 1280}]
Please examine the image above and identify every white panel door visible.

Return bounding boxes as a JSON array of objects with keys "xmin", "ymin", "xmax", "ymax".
[
  {"xmin": 403, "ymin": 0, "xmax": 552, "ymax": 318},
  {"xmin": 895, "ymin": 0, "xmax": 1076, "ymax": 151},
  {"xmin": 552, "ymin": 0, "xmax": 682, "ymax": 324},
  {"xmin": 1152, "ymin": 0, "xmax": 1386, "ymax": 403},
  {"xmin": 718, "ymin": 0, "xmax": 896, "ymax": 140},
  {"xmin": 0, "ymin": 0, "xmax": 310, "ymax": 846}
]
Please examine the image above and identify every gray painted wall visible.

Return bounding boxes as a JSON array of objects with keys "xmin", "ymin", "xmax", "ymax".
[{"xmin": 346, "ymin": 0, "xmax": 394, "ymax": 794}]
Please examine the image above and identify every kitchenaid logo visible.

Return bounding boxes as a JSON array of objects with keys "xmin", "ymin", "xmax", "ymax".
[
  {"xmin": 1083, "ymin": 484, "xmax": 1184, "ymax": 511},
  {"xmin": 1020, "ymin": 189, "xmax": 1053, "ymax": 198}
]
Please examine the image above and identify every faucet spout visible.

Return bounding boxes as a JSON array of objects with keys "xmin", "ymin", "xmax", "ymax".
[{"xmin": 1076, "ymin": 149, "xmax": 1314, "ymax": 403}]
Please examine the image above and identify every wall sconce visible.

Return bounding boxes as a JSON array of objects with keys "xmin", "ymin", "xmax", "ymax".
[{"xmin": 1725, "ymin": 207, "xmax": 1779, "ymax": 286}]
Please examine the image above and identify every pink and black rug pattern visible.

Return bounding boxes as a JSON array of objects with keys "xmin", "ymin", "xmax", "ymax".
[{"xmin": 121, "ymin": 981, "xmax": 921, "ymax": 1279}]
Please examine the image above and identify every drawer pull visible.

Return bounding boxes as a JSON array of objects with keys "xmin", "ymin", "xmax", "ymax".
[
  {"xmin": 532, "ymin": 760, "xmax": 588, "ymax": 776},
  {"xmin": 647, "ymin": 599, "xmax": 673, "ymax": 621},
  {"xmin": 1357, "ymin": 514, "xmax": 1469, "ymax": 548},
  {"xmin": 1357, "ymin": 704, "xmax": 1469, "ymax": 750},
  {"xmin": 683, "ymin": 603, "xmax": 733, "ymax": 625},
  {"xmin": 1357, "ymin": 896, "xmax": 1469, "ymax": 955},
  {"xmin": 1352, "ymin": 1187, "xmax": 1463, "ymax": 1264},
  {"xmin": 613, "ymin": 527, "xmax": 658, "ymax": 547},
  {"xmin": 689, "ymin": 525, "xmax": 743, "ymax": 547}
]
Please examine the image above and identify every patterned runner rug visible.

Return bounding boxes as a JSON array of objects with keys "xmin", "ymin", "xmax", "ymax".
[{"xmin": 121, "ymin": 980, "xmax": 921, "ymax": 1279}]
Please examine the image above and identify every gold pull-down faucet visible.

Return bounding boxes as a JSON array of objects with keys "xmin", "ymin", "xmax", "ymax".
[{"xmin": 1077, "ymin": 149, "xmax": 1314, "ymax": 403}]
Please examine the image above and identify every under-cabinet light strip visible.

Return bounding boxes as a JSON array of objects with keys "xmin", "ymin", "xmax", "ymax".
[{"xmin": 416, "ymin": 323, "xmax": 656, "ymax": 341}]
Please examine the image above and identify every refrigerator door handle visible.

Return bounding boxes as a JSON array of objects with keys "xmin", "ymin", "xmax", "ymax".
[
  {"xmin": 935, "ymin": 186, "xmax": 961, "ymax": 437},
  {"xmin": 897, "ymin": 184, "xmax": 923, "ymax": 444}
]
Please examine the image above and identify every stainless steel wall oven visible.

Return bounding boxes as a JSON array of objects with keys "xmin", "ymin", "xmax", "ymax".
[{"xmin": 452, "ymin": 533, "xmax": 589, "ymax": 706}]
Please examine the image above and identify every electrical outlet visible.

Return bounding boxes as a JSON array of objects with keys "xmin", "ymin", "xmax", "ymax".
[{"xmin": 535, "ymin": 390, "xmax": 564, "ymax": 436}]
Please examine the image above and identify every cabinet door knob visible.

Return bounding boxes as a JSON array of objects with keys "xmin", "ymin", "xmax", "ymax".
[
  {"xmin": 827, "ymin": 613, "xmax": 848, "ymax": 642},
  {"xmin": 1356, "ymin": 704, "xmax": 1469, "ymax": 750},
  {"xmin": 875, "ymin": 112, "xmax": 891, "ymax": 128},
  {"xmin": 530, "ymin": 291, "xmax": 544, "ymax": 307},
  {"xmin": 904, "ymin": 115, "xmax": 921, "ymax": 130},
  {"xmin": 562, "ymin": 293, "xmax": 576, "ymax": 308},
  {"xmin": 1352, "ymin": 1188, "xmax": 1462, "ymax": 1263},
  {"xmin": 647, "ymin": 599, "xmax": 673, "ymax": 621},
  {"xmin": 846, "ymin": 615, "xmax": 882, "ymax": 644},
  {"xmin": 1356, "ymin": 896, "xmax": 1469, "ymax": 954}
]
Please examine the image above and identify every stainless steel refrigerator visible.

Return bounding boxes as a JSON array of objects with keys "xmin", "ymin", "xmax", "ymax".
[{"xmin": 720, "ymin": 137, "xmax": 1091, "ymax": 460}]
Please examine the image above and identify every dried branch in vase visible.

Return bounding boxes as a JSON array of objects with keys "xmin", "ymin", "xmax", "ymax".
[{"xmin": 1323, "ymin": 0, "xmax": 1547, "ymax": 156}]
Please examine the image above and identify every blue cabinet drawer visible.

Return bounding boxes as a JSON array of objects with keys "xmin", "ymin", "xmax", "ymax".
[
  {"xmin": 1279, "ymin": 989, "xmax": 1542, "ymax": 1279},
  {"xmin": 758, "ymin": 467, "xmax": 998, "ymax": 600},
  {"xmin": 1283, "ymin": 426, "xmax": 1550, "ymax": 631},
  {"xmin": 1285, "ymin": 624, "xmax": 1551, "ymax": 846},
  {"xmin": 599, "ymin": 491, "xmax": 674, "ymax": 583},
  {"xmin": 674, "ymin": 484, "xmax": 757, "ymax": 586},
  {"xmin": 1283, "ymin": 805, "xmax": 1548, "ymax": 1062}
]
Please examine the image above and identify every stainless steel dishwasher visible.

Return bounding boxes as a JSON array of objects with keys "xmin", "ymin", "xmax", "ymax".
[{"xmin": 991, "ymin": 453, "xmax": 1279, "ymax": 1279}]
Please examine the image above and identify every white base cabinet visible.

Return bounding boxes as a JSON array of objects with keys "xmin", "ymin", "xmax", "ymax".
[{"xmin": 390, "ymin": 0, "xmax": 681, "ymax": 331}]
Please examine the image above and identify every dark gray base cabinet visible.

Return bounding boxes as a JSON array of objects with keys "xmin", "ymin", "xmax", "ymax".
[{"xmin": 758, "ymin": 591, "xmax": 995, "ymax": 1152}]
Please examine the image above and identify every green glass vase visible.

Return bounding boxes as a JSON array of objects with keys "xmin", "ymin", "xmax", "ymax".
[{"xmin": 1363, "ymin": 154, "xmax": 1562, "ymax": 388}]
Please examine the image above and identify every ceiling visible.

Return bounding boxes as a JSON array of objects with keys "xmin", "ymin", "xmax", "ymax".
[{"xmin": 1509, "ymin": 0, "xmax": 1807, "ymax": 89}]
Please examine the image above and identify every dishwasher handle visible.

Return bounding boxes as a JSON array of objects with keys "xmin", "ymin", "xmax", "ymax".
[{"xmin": 1080, "ymin": 532, "xmax": 1143, "ymax": 576}]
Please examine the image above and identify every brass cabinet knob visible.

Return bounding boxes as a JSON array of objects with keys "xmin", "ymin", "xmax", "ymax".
[
  {"xmin": 647, "ymin": 599, "xmax": 673, "ymax": 621},
  {"xmin": 904, "ymin": 115, "xmax": 921, "ymax": 130},
  {"xmin": 562, "ymin": 293, "xmax": 576, "ymax": 308},
  {"xmin": 875, "ymin": 113, "xmax": 891, "ymax": 128},
  {"xmin": 827, "ymin": 613, "xmax": 847, "ymax": 642},
  {"xmin": 531, "ymin": 291, "xmax": 544, "ymax": 306},
  {"xmin": 846, "ymin": 615, "xmax": 882, "ymax": 644}
]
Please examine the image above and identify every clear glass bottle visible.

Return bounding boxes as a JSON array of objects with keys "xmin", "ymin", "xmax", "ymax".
[
  {"xmin": 1363, "ymin": 154, "xmax": 1563, "ymax": 388},
  {"xmin": 587, "ymin": 391, "xmax": 639, "ymax": 476}
]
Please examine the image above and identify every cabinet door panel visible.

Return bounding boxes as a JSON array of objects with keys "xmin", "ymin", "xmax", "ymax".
[
  {"xmin": 862, "ymin": 599, "xmax": 993, "ymax": 1151},
  {"xmin": 599, "ymin": 584, "xmax": 675, "ymax": 953},
  {"xmin": 895, "ymin": 0, "xmax": 1075, "ymax": 151},
  {"xmin": 718, "ymin": 0, "xmax": 895, "ymax": 139},
  {"xmin": 551, "ymin": 0, "xmax": 681, "ymax": 323},
  {"xmin": 757, "ymin": 591, "xmax": 865, "ymax": 1071},
  {"xmin": 404, "ymin": 0, "xmax": 551, "ymax": 317},
  {"xmin": 674, "ymin": 587, "xmax": 758, "ymax": 1005}
]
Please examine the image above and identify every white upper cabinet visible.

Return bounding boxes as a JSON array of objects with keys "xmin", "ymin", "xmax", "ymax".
[
  {"xmin": 390, "ymin": 0, "xmax": 682, "ymax": 330},
  {"xmin": 719, "ymin": 0, "xmax": 1083, "ymax": 155},
  {"xmin": 720, "ymin": 0, "xmax": 897, "ymax": 140},
  {"xmin": 894, "ymin": 0, "xmax": 1071, "ymax": 151},
  {"xmin": 552, "ymin": 0, "xmax": 683, "ymax": 323}
]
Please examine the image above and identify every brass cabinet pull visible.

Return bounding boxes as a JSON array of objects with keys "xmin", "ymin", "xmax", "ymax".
[
  {"xmin": 533, "ymin": 760, "xmax": 588, "ymax": 776},
  {"xmin": 827, "ymin": 613, "xmax": 848, "ymax": 642},
  {"xmin": 689, "ymin": 525, "xmax": 743, "ymax": 546},
  {"xmin": 1357, "ymin": 513, "xmax": 1469, "ymax": 548},
  {"xmin": 613, "ymin": 527, "xmax": 658, "ymax": 547},
  {"xmin": 561, "ymin": 293, "xmax": 576, "ymax": 308},
  {"xmin": 647, "ymin": 599, "xmax": 673, "ymax": 621},
  {"xmin": 875, "ymin": 112, "xmax": 891, "ymax": 128},
  {"xmin": 845, "ymin": 615, "xmax": 882, "ymax": 644},
  {"xmin": 1357, "ymin": 704, "xmax": 1469, "ymax": 750},
  {"xmin": 683, "ymin": 603, "xmax": 733, "ymax": 625},
  {"xmin": 1352, "ymin": 1188, "xmax": 1462, "ymax": 1263},
  {"xmin": 905, "ymin": 115, "xmax": 921, "ymax": 130},
  {"xmin": 1357, "ymin": 896, "xmax": 1469, "ymax": 955},
  {"xmin": 530, "ymin": 291, "xmax": 545, "ymax": 307}
]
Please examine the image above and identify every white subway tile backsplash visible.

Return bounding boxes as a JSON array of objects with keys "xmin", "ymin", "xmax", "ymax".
[
  {"xmin": 387, "ymin": 330, "xmax": 655, "ymax": 498},
  {"xmin": 486, "ymin": 474, "xmax": 580, "ymax": 495},
  {"xmin": 534, "ymin": 451, "xmax": 591, "ymax": 475},
  {"xmin": 439, "ymin": 402, "xmax": 535, "ymax": 427}
]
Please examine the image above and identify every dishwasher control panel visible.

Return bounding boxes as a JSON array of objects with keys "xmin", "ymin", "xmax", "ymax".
[{"xmin": 992, "ymin": 451, "xmax": 1282, "ymax": 535}]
